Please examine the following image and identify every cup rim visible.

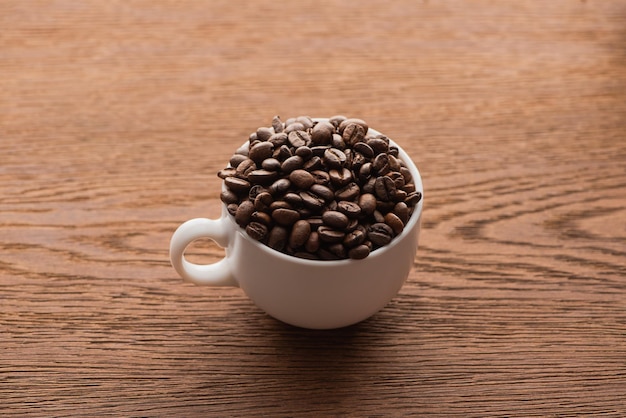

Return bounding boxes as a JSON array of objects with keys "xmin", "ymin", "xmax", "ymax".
[{"xmin": 223, "ymin": 119, "xmax": 423, "ymax": 267}]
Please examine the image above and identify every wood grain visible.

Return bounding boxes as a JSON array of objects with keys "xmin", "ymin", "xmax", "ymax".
[{"xmin": 1, "ymin": 0, "xmax": 625, "ymax": 416}]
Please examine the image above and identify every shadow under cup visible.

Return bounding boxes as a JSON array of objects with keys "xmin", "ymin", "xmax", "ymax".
[{"xmin": 171, "ymin": 125, "xmax": 423, "ymax": 330}]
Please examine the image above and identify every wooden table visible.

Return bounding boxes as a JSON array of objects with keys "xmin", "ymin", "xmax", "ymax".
[{"xmin": 2, "ymin": 1, "xmax": 625, "ymax": 416}]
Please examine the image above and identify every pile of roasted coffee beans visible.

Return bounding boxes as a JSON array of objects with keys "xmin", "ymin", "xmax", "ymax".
[{"xmin": 218, "ymin": 115, "xmax": 421, "ymax": 260}]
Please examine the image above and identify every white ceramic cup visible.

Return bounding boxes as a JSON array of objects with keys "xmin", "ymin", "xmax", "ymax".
[{"xmin": 170, "ymin": 121, "xmax": 423, "ymax": 329}]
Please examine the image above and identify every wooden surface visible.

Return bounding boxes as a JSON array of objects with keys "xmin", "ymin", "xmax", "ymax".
[{"xmin": 2, "ymin": 1, "xmax": 625, "ymax": 416}]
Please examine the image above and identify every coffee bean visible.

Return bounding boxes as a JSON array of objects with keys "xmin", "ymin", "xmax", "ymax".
[
  {"xmin": 268, "ymin": 178, "xmax": 291, "ymax": 195},
  {"xmin": 289, "ymin": 219, "xmax": 311, "ymax": 248},
  {"xmin": 372, "ymin": 153, "xmax": 390, "ymax": 175},
  {"xmin": 284, "ymin": 192, "xmax": 303, "ymax": 207},
  {"xmin": 261, "ymin": 157, "xmax": 281, "ymax": 171},
  {"xmin": 270, "ymin": 200, "xmax": 293, "ymax": 211},
  {"xmin": 337, "ymin": 200, "xmax": 361, "ymax": 218},
  {"xmin": 358, "ymin": 193, "xmax": 377, "ymax": 215},
  {"xmin": 235, "ymin": 158, "xmax": 257, "ymax": 178},
  {"xmin": 220, "ymin": 189, "xmax": 238, "ymax": 205},
  {"xmin": 229, "ymin": 153, "xmax": 248, "ymax": 168},
  {"xmin": 284, "ymin": 122, "xmax": 305, "ymax": 133},
  {"xmin": 217, "ymin": 167, "xmax": 237, "ymax": 179},
  {"xmin": 289, "ymin": 169, "xmax": 315, "ymax": 189},
  {"xmin": 309, "ymin": 184, "xmax": 334, "ymax": 202},
  {"xmin": 338, "ymin": 118, "xmax": 368, "ymax": 135},
  {"xmin": 323, "ymin": 148, "xmax": 347, "ymax": 170},
  {"xmin": 329, "ymin": 168, "xmax": 353, "ymax": 187},
  {"xmin": 335, "ymin": 182, "xmax": 360, "ymax": 201},
  {"xmin": 224, "ymin": 177, "xmax": 251, "ymax": 194},
  {"xmin": 272, "ymin": 208, "xmax": 300, "ymax": 226},
  {"xmin": 405, "ymin": 191, "xmax": 422, "ymax": 206},
  {"xmin": 269, "ymin": 132, "xmax": 288, "ymax": 147},
  {"xmin": 326, "ymin": 243, "xmax": 347, "ymax": 259},
  {"xmin": 296, "ymin": 115, "xmax": 314, "ymax": 129},
  {"xmin": 311, "ymin": 121, "xmax": 334, "ymax": 145},
  {"xmin": 342, "ymin": 122, "xmax": 366, "ymax": 146},
  {"xmin": 300, "ymin": 191, "xmax": 325, "ymax": 211},
  {"xmin": 248, "ymin": 169, "xmax": 279, "ymax": 185},
  {"xmin": 384, "ymin": 212, "xmax": 404, "ymax": 235},
  {"xmin": 256, "ymin": 127, "xmax": 274, "ymax": 142},
  {"xmin": 332, "ymin": 134, "xmax": 346, "ymax": 150},
  {"xmin": 304, "ymin": 231, "xmax": 320, "ymax": 253},
  {"xmin": 267, "ymin": 226, "xmax": 288, "ymax": 251},
  {"xmin": 343, "ymin": 228, "xmax": 366, "ymax": 248},
  {"xmin": 311, "ymin": 170, "xmax": 330, "ymax": 185},
  {"xmin": 303, "ymin": 156, "xmax": 322, "ymax": 171},
  {"xmin": 281, "ymin": 155, "xmax": 304, "ymax": 173},
  {"xmin": 271, "ymin": 115, "xmax": 284, "ymax": 133},
  {"xmin": 353, "ymin": 142, "xmax": 374, "ymax": 158},
  {"xmin": 322, "ymin": 210, "xmax": 349, "ymax": 230},
  {"xmin": 275, "ymin": 144, "xmax": 293, "ymax": 161},
  {"xmin": 367, "ymin": 137, "xmax": 389, "ymax": 154},
  {"xmin": 235, "ymin": 200, "xmax": 255, "ymax": 227},
  {"xmin": 358, "ymin": 162, "xmax": 372, "ymax": 182},
  {"xmin": 288, "ymin": 130, "xmax": 310, "ymax": 148},
  {"xmin": 295, "ymin": 146, "xmax": 313, "ymax": 160},
  {"xmin": 374, "ymin": 175, "xmax": 396, "ymax": 201},
  {"xmin": 318, "ymin": 226, "xmax": 345, "ymax": 243},
  {"xmin": 393, "ymin": 201, "xmax": 410, "ymax": 224},
  {"xmin": 249, "ymin": 141, "xmax": 274, "ymax": 163},
  {"xmin": 250, "ymin": 211, "xmax": 272, "ymax": 226},
  {"xmin": 254, "ymin": 191, "xmax": 273, "ymax": 211},
  {"xmin": 368, "ymin": 223, "xmax": 394, "ymax": 246},
  {"xmin": 246, "ymin": 221, "xmax": 268, "ymax": 241},
  {"xmin": 227, "ymin": 203, "xmax": 238, "ymax": 217},
  {"xmin": 328, "ymin": 115, "xmax": 347, "ymax": 128},
  {"xmin": 348, "ymin": 244, "xmax": 370, "ymax": 260}
]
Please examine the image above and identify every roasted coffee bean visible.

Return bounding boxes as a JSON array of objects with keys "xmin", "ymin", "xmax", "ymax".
[
  {"xmin": 246, "ymin": 222, "xmax": 268, "ymax": 241},
  {"xmin": 272, "ymin": 208, "xmax": 300, "ymax": 226},
  {"xmin": 235, "ymin": 158, "xmax": 257, "ymax": 178},
  {"xmin": 311, "ymin": 170, "xmax": 330, "ymax": 185},
  {"xmin": 229, "ymin": 153, "xmax": 248, "ymax": 168},
  {"xmin": 248, "ymin": 185, "xmax": 266, "ymax": 200},
  {"xmin": 284, "ymin": 122, "xmax": 305, "ymax": 133},
  {"xmin": 248, "ymin": 169, "xmax": 278, "ymax": 185},
  {"xmin": 269, "ymin": 132, "xmax": 288, "ymax": 147},
  {"xmin": 281, "ymin": 155, "xmax": 304, "ymax": 173},
  {"xmin": 288, "ymin": 130, "xmax": 310, "ymax": 148},
  {"xmin": 405, "ymin": 191, "xmax": 422, "ymax": 206},
  {"xmin": 309, "ymin": 184, "xmax": 334, "ymax": 202},
  {"xmin": 373, "ymin": 210, "xmax": 385, "ymax": 223},
  {"xmin": 322, "ymin": 210, "xmax": 349, "ymax": 230},
  {"xmin": 254, "ymin": 191, "xmax": 273, "ymax": 211},
  {"xmin": 400, "ymin": 166, "xmax": 413, "ymax": 184},
  {"xmin": 304, "ymin": 231, "xmax": 320, "ymax": 253},
  {"xmin": 376, "ymin": 200, "xmax": 395, "ymax": 213},
  {"xmin": 328, "ymin": 115, "xmax": 347, "ymax": 128},
  {"xmin": 256, "ymin": 127, "xmax": 274, "ymax": 142},
  {"xmin": 284, "ymin": 192, "xmax": 303, "ymax": 207},
  {"xmin": 362, "ymin": 176, "xmax": 377, "ymax": 194},
  {"xmin": 271, "ymin": 115, "xmax": 284, "ymax": 133},
  {"xmin": 335, "ymin": 182, "xmax": 360, "ymax": 201},
  {"xmin": 343, "ymin": 228, "xmax": 366, "ymax": 248},
  {"xmin": 393, "ymin": 201, "xmax": 410, "ymax": 224},
  {"xmin": 224, "ymin": 177, "xmax": 251, "ymax": 194},
  {"xmin": 310, "ymin": 145, "xmax": 331, "ymax": 157},
  {"xmin": 332, "ymin": 134, "xmax": 346, "ymax": 150},
  {"xmin": 227, "ymin": 203, "xmax": 238, "ymax": 217},
  {"xmin": 235, "ymin": 200, "xmax": 255, "ymax": 227},
  {"xmin": 261, "ymin": 158, "xmax": 281, "ymax": 171},
  {"xmin": 368, "ymin": 223, "xmax": 394, "ymax": 246},
  {"xmin": 372, "ymin": 153, "xmax": 390, "ymax": 175},
  {"xmin": 269, "ymin": 200, "xmax": 293, "ymax": 211},
  {"xmin": 300, "ymin": 191, "xmax": 325, "ymax": 211},
  {"xmin": 374, "ymin": 175, "xmax": 396, "ymax": 201},
  {"xmin": 295, "ymin": 146, "xmax": 313, "ymax": 160},
  {"xmin": 327, "ymin": 243, "xmax": 347, "ymax": 259},
  {"xmin": 296, "ymin": 115, "xmax": 314, "ymax": 129},
  {"xmin": 323, "ymin": 148, "xmax": 347, "ymax": 170},
  {"xmin": 275, "ymin": 144, "xmax": 293, "ymax": 161},
  {"xmin": 358, "ymin": 193, "xmax": 377, "ymax": 215},
  {"xmin": 387, "ymin": 171, "xmax": 405, "ymax": 189},
  {"xmin": 337, "ymin": 200, "xmax": 361, "ymax": 218},
  {"xmin": 217, "ymin": 167, "xmax": 237, "ymax": 179},
  {"xmin": 289, "ymin": 220, "xmax": 311, "ymax": 248},
  {"xmin": 307, "ymin": 216, "xmax": 324, "ymax": 229},
  {"xmin": 289, "ymin": 169, "xmax": 315, "ymax": 189},
  {"xmin": 338, "ymin": 118, "xmax": 368, "ymax": 135},
  {"xmin": 318, "ymin": 226, "xmax": 345, "ymax": 243},
  {"xmin": 250, "ymin": 210, "xmax": 272, "ymax": 226},
  {"xmin": 353, "ymin": 142, "xmax": 374, "ymax": 158},
  {"xmin": 358, "ymin": 162, "xmax": 372, "ymax": 182},
  {"xmin": 311, "ymin": 121, "xmax": 334, "ymax": 145},
  {"xmin": 342, "ymin": 122, "xmax": 366, "ymax": 146},
  {"xmin": 348, "ymin": 244, "xmax": 370, "ymax": 260},
  {"xmin": 384, "ymin": 212, "xmax": 404, "ymax": 235},
  {"xmin": 268, "ymin": 178, "xmax": 291, "ymax": 195},
  {"xmin": 303, "ymin": 156, "xmax": 322, "ymax": 171},
  {"xmin": 329, "ymin": 168, "xmax": 353, "ymax": 187},
  {"xmin": 367, "ymin": 137, "xmax": 389, "ymax": 154},
  {"xmin": 220, "ymin": 189, "xmax": 238, "ymax": 205},
  {"xmin": 248, "ymin": 141, "xmax": 274, "ymax": 163},
  {"xmin": 267, "ymin": 226, "xmax": 288, "ymax": 251},
  {"xmin": 388, "ymin": 154, "xmax": 402, "ymax": 172}
]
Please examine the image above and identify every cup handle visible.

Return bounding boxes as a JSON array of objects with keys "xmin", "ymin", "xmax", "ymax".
[{"xmin": 169, "ymin": 217, "xmax": 238, "ymax": 287}]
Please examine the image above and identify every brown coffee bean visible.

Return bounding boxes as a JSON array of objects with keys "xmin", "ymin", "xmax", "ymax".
[
  {"xmin": 295, "ymin": 146, "xmax": 313, "ymax": 160},
  {"xmin": 374, "ymin": 175, "xmax": 396, "ymax": 201},
  {"xmin": 275, "ymin": 144, "xmax": 293, "ymax": 161},
  {"xmin": 310, "ymin": 184, "xmax": 334, "ymax": 202},
  {"xmin": 217, "ymin": 167, "xmax": 237, "ymax": 179},
  {"xmin": 289, "ymin": 219, "xmax": 311, "ymax": 248},
  {"xmin": 358, "ymin": 162, "xmax": 372, "ymax": 182},
  {"xmin": 296, "ymin": 115, "xmax": 314, "ymax": 129},
  {"xmin": 311, "ymin": 121, "xmax": 334, "ymax": 145},
  {"xmin": 358, "ymin": 193, "xmax": 377, "ymax": 215},
  {"xmin": 304, "ymin": 231, "xmax": 320, "ymax": 253},
  {"xmin": 323, "ymin": 148, "xmax": 347, "ymax": 170},
  {"xmin": 235, "ymin": 158, "xmax": 257, "ymax": 178},
  {"xmin": 254, "ymin": 191, "xmax": 273, "ymax": 211},
  {"xmin": 248, "ymin": 169, "xmax": 279, "ymax": 185},
  {"xmin": 343, "ymin": 228, "xmax": 366, "ymax": 248},
  {"xmin": 338, "ymin": 118, "xmax": 368, "ymax": 135},
  {"xmin": 272, "ymin": 208, "xmax": 300, "ymax": 226},
  {"xmin": 393, "ymin": 201, "xmax": 410, "ymax": 224},
  {"xmin": 348, "ymin": 244, "xmax": 370, "ymax": 260},
  {"xmin": 353, "ymin": 142, "xmax": 374, "ymax": 158},
  {"xmin": 227, "ymin": 203, "xmax": 238, "ymax": 217},
  {"xmin": 235, "ymin": 200, "xmax": 255, "ymax": 227},
  {"xmin": 300, "ymin": 191, "xmax": 325, "ymax": 211},
  {"xmin": 335, "ymin": 182, "xmax": 360, "ymax": 201},
  {"xmin": 307, "ymin": 216, "xmax": 324, "ymax": 229},
  {"xmin": 284, "ymin": 192, "xmax": 303, "ymax": 207},
  {"xmin": 269, "ymin": 132, "xmax": 288, "ymax": 147},
  {"xmin": 271, "ymin": 115, "xmax": 284, "ymax": 133},
  {"xmin": 322, "ymin": 210, "xmax": 349, "ymax": 230},
  {"xmin": 256, "ymin": 127, "xmax": 274, "ymax": 142},
  {"xmin": 268, "ymin": 178, "xmax": 291, "ymax": 195},
  {"xmin": 332, "ymin": 134, "xmax": 346, "ymax": 150},
  {"xmin": 311, "ymin": 170, "xmax": 330, "ymax": 185},
  {"xmin": 284, "ymin": 122, "xmax": 305, "ymax": 133},
  {"xmin": 269, "ymin": 200, "xmax": 293, "ymax": 211},
  {"xmin": 368, "ymin": 223, "xmax": 394, "ymax": 246},
  {"xmin": 326, "ymin": 243, "xmax": 347, "ymax": 259},
  {"xmin": 249, "ymin": 141, "xmax": 274, "ymax": 163},
  {"xmin": 248, "ymin": 185, "xmax": 266, "ymax": 200},
  {"xmin": 342, "ymin": 122, "xmax": 366, "ymax": 146},
  {"xmin": 303, "ymin": 155, "xmax": 323, "ymax": 171},
  {"xmin": 337, "ymin": 200, "xmax": 361, "ymax": 218},
  {"xmin": 367, "ymin": 137, "xmax": 389, "ymax": 154},
  {"xmin": 329, "ymin": 168, "xmax": 353, "ymax": 187},
  {"xmin": 318, "ymin": 226, "xmax": 345, "ymax": 243},
  {"xmin": 384, "ymin": 212, "xmax": 404, "ymax": 235},
  {"xmin": 224, "ymin": 177, "xmax": 251, "ymax": 194},
  {"xmin": 267, "ymin": 226, "xmax": 288, "ymax": 251},
  {"xmin": 281, "ymin": 155, "xmax": 304, "ymax": 173},
  {"xmin": 261, "ymin": 158, "xmax": 281, "ymax": 171},
  {"xmin": 246, "ymin": 222, "xmax": 268, "ymax": 241},
  {"xmin": 220, "ymin": 189, "xmax": 238, "ymax": 205},
  {"xmin": 289, "ymin": 169, "xmax": 315, "ymax": 189},
  {"xmin": 329, "ymin": 115, "xmax": 347, "ymax": 128},
  {"xmin": 229, "ymin": 153, "xmax": 248, "ymax": 168},
  {"xmin": 405, "ymin": 191, "xmax": 422, "ymax": 206},
  {"xmin": 372, "ymin": 153, "xmax": 390, "ymax": 175},
  {"xmin": 250, "ymin": 211, "xmax": 272, "ymax": 225},
  {"xmin": 288, "ymin": 130, "xmax": 310, "ymax": 148}
]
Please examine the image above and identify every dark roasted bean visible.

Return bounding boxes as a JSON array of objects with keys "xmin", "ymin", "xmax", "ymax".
[
  {"xmin": 229, "ymin": 153, "xmax": 248, "ymax": 168},
  {"xmin": 337, "ymin": 200, "xmax": 361, "ymax": 218},
  {"xmin": 220, "ymin": 189, "xmax": 239, "ymax": 205},
  {"xmin": 235, "ymin": 158, "xmax": 256, "ymax": 178},
  {"xmin": 246, "ymin": 222, "xmax": 268, "ymax": 241},
  {"xmin": 288, "ymin": 130, "xmax": 310, "ymax": 148},
  {"xmin": 289, "ymin": 169, "xmax": 315, "ymax": 189},
  {"xmin": 358, "ymin": 193, "xmax": 377, "ymax": 215},
  {"xmin": 271, "ymin": 115, "xmax": 284, "ymax": 133},
  {"xmin": 268, "ymin": 178, "xmax": 291, "ymax": 195},
  {"xmin": 248, "ymin": 169, "xmax": 278, "ymax": 185},
  {"xmin": 342, "ymin": 122, "xmax": 366, "ymax": 146},
  {"xmin": 224, "ymin": 177, "xmax": 251, "ymax": 194},
  {"xmin": 331, "ymin": 134, "xmax": 346, "ymax": 150},
  {"xmin": 372, "ymin": 153, "xmax": 390, "ymax": 175},
  {"xmin": 343, "ymin": 227, "xmax": 366, "ymax": 248},
  {"xmin": 254, "ymin": 191, "xmax": 273, "ymax": 211},
  {"xmin": 384, "ymin": 212, "xmax": 404, "ymax": 235},
  {"xmin": 329, "ymin": 168, "xmax": 353, "ymax": 187},
  {"xmin": 248, "ymin": 141, "xmax": 274, "ymax": 163},
  {"xmin": 284, "ymin": 192, "xmax": 303, "ymax": 207},
  {"xmin": 311, "ymin": 121, "xmax": 334, "ymax": 145},
  {"xmin": 248, "ymin": 185, "xmax": 266, "ymax": 200},
  {"xmin": 393, "ymin": 201, "xmax": 410, "ymax": 224},
  {"xmin": 289, "ymin": 219, "xmax": 311, "ymax": 248},
  {"xmin": 261, "ymin": 158, "xmax": 281, "ymax": 171},
  {"xmin": 250, "ymin": 211, "xmax": 272, "ymax": 226},
  {"xmin": 227, "ymin": 203, "xmax": 238, "ymax": 217},
  {"xmin": 284, "ymin": 122, "xmax": 305, "ymax": 133},
  {"xmin": 311, "ymin": 170, "xmax": 330, "ymax": 185},
  {"xmin": 267, "ymin": 226, "xmax": 288, "ymax": 251},
  {"xmin": 303, "ymin": 155, "xmax": 322, "ymax": 171},
  {"xmin": 272, "ymin": 208, "xmax": 300, "ymax": 226},
  {"xmin": 318, "ymin": 226, "xmax": 345, "ymax": 243},
  {"xmin": 327, "ymin": 243, "xmax": 347, "ymax": 259},
  {"xmin": 300, "ymin": 191, "xmax": 325, "ymax": 211},
  {"xmin": 310, "ymin": 184, "xmax": 334, "ymax": 202},
  {"xmin": 405, "ymin": 191, "xmax": 422, "ymax": 206},
  {"xmin": 217, "ymin": 167, "xmax": 237, "ymax": 179},
  {"xmin": 269, "ymin": 132, "xmax": 288, "ymax": 147},
  {"xmin": 367, "ymin": 137, "xmax": 389, "ymax": 154},
  {"xmin": 304, "ymin": 231, "xmax": 320, "ymax": 253},
  {"xmin": 348, "ymin": 244, "xmax": 370, "ymax": 260},
  {"xmin": 269, "ymin": 200, "xmax": 293, "ymax": 211},
  {"xmin": 328, "ymin": 115, "xmax": 347, "ymax": 128},
  {"xmin": 256, "ymin": 127, "xmax": 273, "ymax": 142},
  {"xmin": 275, "ymin": 144, "xmax": 293, "ymax": 161},
  {"xmin": 323, "ymin": 148, "xmax": 347, "ymax": 170},
  {"xmin": 338, "ymin": 118, "xmax": 368, "ymax": 135},
  {"xmin": 374, "ymin": 175, "xmax": 396, "ymax": 201},
  {"xmin": 295, "ymin": 146, "xmax": 313, "ymax": 160},
  {"xmin": 281, "ymin": 155, "xmax": 304, "ymax": 173},
  {"xmin": 235, "ymin": 200, "xmax": 255, "ymax": 227},
  {"xmin": 353, "ymin": 141, "xmax": 374, "ymax": 158},
  {"xmin": 368, "ymin": 223, "xmax": 394, "ymax": 246},
  {"xmin": 322, "ymin": 210, "xmax": 349, "ymax": 230},
  {"xmin": 335, "ymin": 182, "xmax": 360, "ymax": 201},
  {"xmin": 296, "ymin": 115, "xmax": 314, "ymax": 129}
]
